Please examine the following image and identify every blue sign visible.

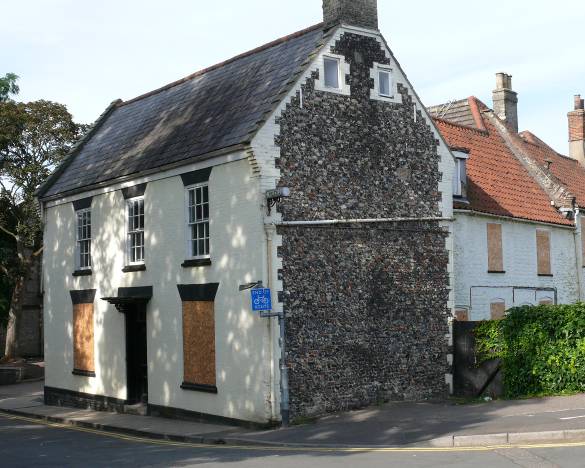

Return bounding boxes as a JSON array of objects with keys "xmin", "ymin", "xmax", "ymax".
[{"xmin": 251, "ymin": 288, "xmax": 272, "ymax": 312}]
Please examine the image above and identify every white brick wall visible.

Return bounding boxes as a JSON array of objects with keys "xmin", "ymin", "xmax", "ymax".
[{"xmin": 454, "ymin": 211, "xmax": 580, "ymax": 320}]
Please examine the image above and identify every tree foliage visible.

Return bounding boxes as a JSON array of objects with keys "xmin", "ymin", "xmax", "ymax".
[
  {"xmin": 476, "ymin": 304, "xmax": 585, "ymax": 398},
  {"xmin": 1, "ymin": 98, "xmax": 88, "ymax": 252},
  {"xmin": 0, "ymin": 73, "xmax": 19, "ymax": 103},
  {"xmin": 0, "ymin": 74, "xmax": 88, "ymax": 356}
]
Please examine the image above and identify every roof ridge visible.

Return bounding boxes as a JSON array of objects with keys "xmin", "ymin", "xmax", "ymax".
[
  {"xmin": 519, "ymin": 131, "xmax": 575, "ymax": 160},
  {"xmin": 120, "ymin": 22, "xmax": 324, "ymax": 107}
]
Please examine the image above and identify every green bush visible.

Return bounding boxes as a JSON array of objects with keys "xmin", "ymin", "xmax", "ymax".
[{"xmin": 475, "ymin": 303, "xmax": 585, "ymax": 398}]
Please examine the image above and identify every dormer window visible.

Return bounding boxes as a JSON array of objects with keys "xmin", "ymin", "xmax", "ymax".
[
  {"xmin": 378, "ymin": 68, "xmax": 393, "ymax": 97},
  {"xmin": 324, "ymin": 57, "xmax": 340, "ymax": 89},
  {"xmin": 452, "ymin": 150, "xmax": 469, "ymax": 199}
]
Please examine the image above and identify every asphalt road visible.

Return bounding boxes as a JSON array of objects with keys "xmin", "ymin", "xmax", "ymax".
[{"xmin": 3, "ymin": 414, "xmax": 585, "ymax": 467}]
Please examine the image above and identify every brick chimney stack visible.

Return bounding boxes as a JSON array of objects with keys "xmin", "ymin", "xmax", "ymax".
[
  {"xmin": 568, "ymin": 95, "xmax": 585, "ymax": 167},
  {"xmin": 323, "ymin": 0, "xmax": 379, "ymax": 30},
  {"xmin": 493, "ymin": 73, "xmax": 519, "ymax": 133}
]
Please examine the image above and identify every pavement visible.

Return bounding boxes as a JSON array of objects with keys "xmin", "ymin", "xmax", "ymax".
[{"xmin": 5, "ymin": 381, "xmax": 585, "ymax": 449}]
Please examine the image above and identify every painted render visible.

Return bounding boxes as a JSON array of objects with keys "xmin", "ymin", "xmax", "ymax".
[
  {"xmin": 453, "ymin": 211, "xmax": 582, "ymax": 321},
  {"xmin": 43, "ymin": 156, "xmax": 279, "ymax": 423}
]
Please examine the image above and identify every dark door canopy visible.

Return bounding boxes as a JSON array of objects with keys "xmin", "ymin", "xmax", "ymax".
[{"xmin": 102, "ymin": 286, "xmax": 153, "ymax": 313}]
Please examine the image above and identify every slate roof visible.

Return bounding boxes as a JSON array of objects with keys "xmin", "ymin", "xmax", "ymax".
[
  {"xmin": 434, "ymin": 97, "xmax": 572, "ymax": 226},
  {"xmin": 39, "ymin": 24, "xmax": 327, "ymax": 199},
  {"xmin": 428, "ymin": 99, "xmax": 481, "ymax": 129}
]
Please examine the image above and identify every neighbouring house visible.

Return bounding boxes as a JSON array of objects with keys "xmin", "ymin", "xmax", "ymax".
[
  {"xmin": 36, "ymin": 0, "xmax": 455, "ymax": 424},
  {"xmin": 429, "ymin": 74, "xmax": 585, "ymax": 321}
]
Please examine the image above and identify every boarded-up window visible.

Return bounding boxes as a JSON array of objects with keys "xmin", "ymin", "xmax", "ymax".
[
  {"xmin": 536, "ymin": 229, "xmax": 552, "ymax": 276},
  {"xmin": 487, "ymin": 223, "xmax": 504, "ymax": 272},
  {"xmin": 70, "ymin": 290, "xmax": 96, "ymax": 377},
  {"xmin": 455, "ymin": 309, "xmax": 469, "ymax": 321},
  {"xmin": 177, "ymin": 284, "xmax": 219, "ymax": 393},
  {"xmin": 490, "ymin": 301, "xmax": 506, "ymax": 320}
]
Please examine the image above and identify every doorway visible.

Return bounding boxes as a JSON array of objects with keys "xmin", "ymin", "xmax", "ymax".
[{"xmin": 125, "ymin": 306, "xmax": 148, "ymax": 405}]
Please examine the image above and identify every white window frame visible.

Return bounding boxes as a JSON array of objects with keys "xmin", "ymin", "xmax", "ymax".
[
  {"xmin": 378, "ymin": 68, "xmax": 393, "ymax": 98},
  {"xmin": 370, "ymin": 63, "xmax": 402, "ymax": 103},
  {"xmin": 315, "ymin": 53, "xmax": 351, "ymax": 96},
  {"xmin": 126, "ymin": 196, "xmax": 145, "ymax": 266},
  {"xmin": 323, "ymin": 56, "xmax": 341, "ymax": 90},
  {"xmin": 185, "ymin": 182, "xmax": 210, "ymax": 260},
  {"xmin": 452, "ymin": 151, "xmax": 469, "ymax": 198},
  {"xmin": 75, "ymin": 208, "xmax": 92, "ymax": 270}
]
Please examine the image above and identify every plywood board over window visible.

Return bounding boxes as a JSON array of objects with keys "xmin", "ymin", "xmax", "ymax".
[
  {"xmin": 536, "ymin": 229, "xmax": 552, "ymax": 276},
  {"xmin": 490, "ymin": 301, "xmax": 506, "ymax": 321},
  {"xmin": 487, "ymin": 223, "xmax": 504, "ymax": 272},
  {"xmin": 177, "ymin": 283, "xmax": 220, "ymax": 394},
  {"xmin": 70, "ymin": 290, "xmax": 97, "ymax": 377}
]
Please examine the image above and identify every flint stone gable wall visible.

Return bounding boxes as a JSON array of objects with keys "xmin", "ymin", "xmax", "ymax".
[{"xmin": 274, "ymin": 32, "xmax": 450, "ymax": 418}]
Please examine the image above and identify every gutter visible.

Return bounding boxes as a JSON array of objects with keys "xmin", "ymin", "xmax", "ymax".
[
  {"xmin": 276, "ymin": 217, "xmax": 452, "ymax": 226},
  {"xmin": 38, "ymin": 143, "xmax": 249, "ymax": 204},
  {"xmin": 454, "ymin": 209, "xmax": 575, "ymax": 230}
]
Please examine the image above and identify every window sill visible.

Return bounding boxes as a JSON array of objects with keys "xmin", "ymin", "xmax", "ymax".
[
  {"xmin": 72, "ymin": 369, "xmax": 96, "ymax": 377},
  {"xmin": 122, "ymin": 265, "xmax": 146, "ymax": 273},
  {"xmin": 180, "ymin": 382, "xmax": 218, "ymax": 394},
  {"xmin": 453, "ymin": 196, "xmax": 470, "ymax": 204},
  {"xmin": 181, "ymin": 258, "xmax": 212, "ymax": 268},
  {"xmin": 538, "ymin": 274, "xmax": 554, "ymax": 277},
  {"xmin": 72, "ymin": 269, "xmax": 92, "ymax": 277},
  {"xmin": 488, "ymin": 270, "xmax": 506, "ymax": 274}
]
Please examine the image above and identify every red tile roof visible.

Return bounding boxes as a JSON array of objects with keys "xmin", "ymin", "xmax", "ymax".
[
  {"xmin": 434, "ymin": 97, "xmax": 572, "ymax": 226},
  {"xmin": 517, "ymin": 131, "xmax": 585, "ymax": 208}
]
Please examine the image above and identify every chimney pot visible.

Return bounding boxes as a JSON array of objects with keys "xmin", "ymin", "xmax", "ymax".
[
  {"xmin": 574, "ymin": 94, "xmax": 584, "ymax": 111},
  {"xmin": 493, "ymin": 72, "xmax": 519, "ymax": 133},
  {"xmin": 322, "ymin": 0, "xmax": 379, "ymax": 30}
]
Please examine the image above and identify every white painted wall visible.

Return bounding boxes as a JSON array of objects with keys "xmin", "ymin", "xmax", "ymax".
[
  {"xmin": 43, "ymin": 156, "xmax": 276, "ymax": 423},
  {"xmin": 454, "ymin": 211, "xmax": 580, "ymax": 320}
]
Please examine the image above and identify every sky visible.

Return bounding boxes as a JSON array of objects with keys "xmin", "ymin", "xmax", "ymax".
[{"xmin": 2, "ymin": 0, "xmax": 584, "ymax": 154}]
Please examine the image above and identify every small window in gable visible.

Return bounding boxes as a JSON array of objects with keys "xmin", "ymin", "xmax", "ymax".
[
  {"xmin": 452, "ymin": 150, "xmax": 469, "ymax": 199},
  {"xmin": 324, "ymin": 57, "xmax": 340, "ymax": 89},
  {"xmin": 378, "ymin": 69, "xmax": 393, "ymax": 97}
]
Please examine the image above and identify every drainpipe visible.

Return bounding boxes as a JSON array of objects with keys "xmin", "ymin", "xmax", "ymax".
[
  {"xmin": 575, "ymin": 209, "xmax": 584, "ymax": 301},
  {"xmin": 264, "ymin": 225, "xmax": 276, "ymax": 421},
  {"xmin": 264, "ymin": 223, "xmax": 290, "ymax": 426}
]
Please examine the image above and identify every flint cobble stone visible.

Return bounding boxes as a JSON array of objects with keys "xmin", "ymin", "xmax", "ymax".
[{"xmin": 275, "ymin": 32, "xmax": 450, "ymax": 419}]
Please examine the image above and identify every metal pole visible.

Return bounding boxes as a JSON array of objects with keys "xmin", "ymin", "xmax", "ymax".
[{"xmin": 279, "ymin": 313, "xmax": 290, "ymax": 427}]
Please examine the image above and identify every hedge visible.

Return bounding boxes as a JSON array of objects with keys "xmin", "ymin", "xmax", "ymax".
[{"xmin": 475, "ymin": 303, "xmax": 585, "ymax": 398}]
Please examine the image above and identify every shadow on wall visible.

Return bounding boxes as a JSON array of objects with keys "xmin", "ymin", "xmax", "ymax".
[{"xmin": 46, "ymin": 158, "xmax": 273, "ymax": 422}]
